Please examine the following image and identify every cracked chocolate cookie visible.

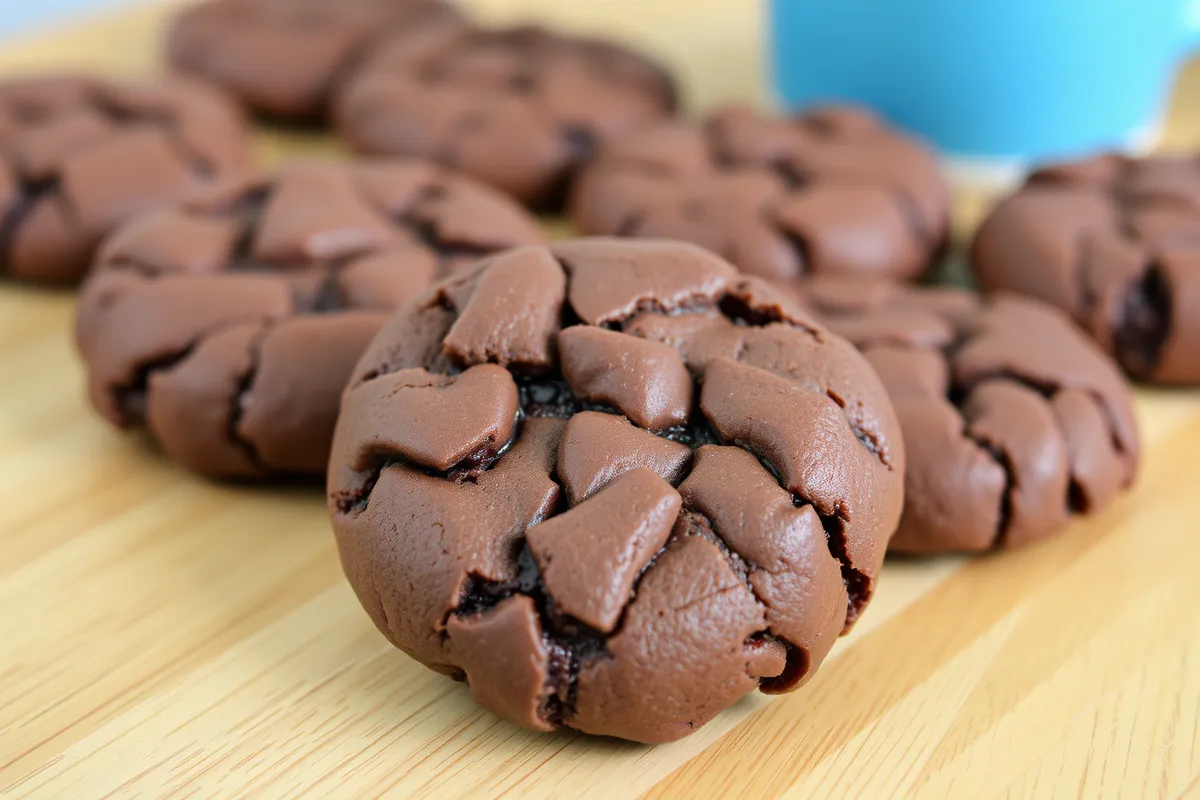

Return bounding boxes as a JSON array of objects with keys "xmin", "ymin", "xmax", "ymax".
[
  {"xmin": 0, "ymin": 73, "xmax": 250, "ymax": 284},
  {"xmin": 972, "ymin": 153, "xmax": 1200, "ymax": 384},
  {"xmin": 570, "ymin": 105, "xmax": 949, "ymax": 284},
  {"xmin": 167, "ymin": 0, "xmax": 462, "ymax": 121},
  {"xmin": 334, "ymin": 20, "xmax": 678, "ymax": 207},
  {"xmin": 799, "ymin": 277, "xmax": 1139, "ymax": 554},
  {"xmin": 75, "ymin": 160, "xmax": 544, "ymax": 479},
  {"xmin": 327, "ymin": 239, "xmax": 905, "ymax": 742}
]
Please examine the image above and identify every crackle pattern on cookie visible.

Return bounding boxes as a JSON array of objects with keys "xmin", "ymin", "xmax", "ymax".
[
  {"xmin": 0, "ymin": 74, "xmax": 250, "ymax": 283},
  {"xmin": 336, "ymin": 20, "xmax": 677, "ymax": 207},
  {"xmin": 76, "ymin": 160, "xmax": 543, "ymax": 478},
  {"xmin": 571, "ymin": 105, "xmax": 949, "ymax": 283},
  {"xmin": 328, "ymin": 239, "xmax": 904, "ymax": 742},
  {"xmin": 168, "ymin": 0, "xmax": 460, "ymax": 121},
  {"xmin": 800, "ymin": 276, "xmax": 1139, "ymax": 554},
  {"xmin": 973, "ymin": 153, "xmax": 1200, "ymax": 384}
]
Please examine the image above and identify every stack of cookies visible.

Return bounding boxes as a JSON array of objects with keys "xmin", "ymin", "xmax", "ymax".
[{"xmin": 5, "ymin": 0, "xmax": 1167, "ymax": 744}]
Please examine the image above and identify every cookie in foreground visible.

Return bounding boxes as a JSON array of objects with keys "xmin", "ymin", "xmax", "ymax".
[
  {"xmin": 75, "ymin": 159, "xmax": 543, "ymax": 479},
  {"xmin": 327, "ymin": 238, "xmax": 905, "ymax": 742}
]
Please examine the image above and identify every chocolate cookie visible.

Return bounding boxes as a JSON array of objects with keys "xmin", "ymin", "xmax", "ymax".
[
  {"xmin": 327, "ymin": 239, "xmax": 904, "ymax": 742},
  {"xmin": 334, "ymin": 20, "xmax": 677, "ymax": 207},
  {"xmin": 0, "ymin": 73, "xmax": 250, "ymax": 284},
  {"xmin": 972, "ymin": 153, "xmax": 1200, "ymax": 384},
  {"xmin": 167, "ymin": 0, "xmax": 462, "ymax": 121},
  {"xmin": 75, "ymin": 160, "xmax": 544, "ymax": 479},
  {"xmin": 570, "ymin": 105, "xmax": 949, "ymax": 284},
  {"xmin": 799, "ymin": 277, "xmax": 1139, "ymax": 554}
]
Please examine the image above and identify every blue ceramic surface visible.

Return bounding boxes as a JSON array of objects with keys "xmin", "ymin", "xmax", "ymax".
[{"xmin": 768, "ymin": 0, "xmax": 1200, "ymax": 161}]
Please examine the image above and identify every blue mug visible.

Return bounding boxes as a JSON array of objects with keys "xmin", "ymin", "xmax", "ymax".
[{"xmin": 768, "ymin": 0, "xmax": 1200, "ymax": 166}]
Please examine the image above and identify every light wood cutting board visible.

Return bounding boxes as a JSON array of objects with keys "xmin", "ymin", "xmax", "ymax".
[{"xmin": 2, "ymin": 2, "xmax": 1199, "ymax": 797}]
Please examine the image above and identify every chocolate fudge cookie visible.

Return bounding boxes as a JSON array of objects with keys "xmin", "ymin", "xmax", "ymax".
[
  {"xmin": 799, "ymin": 277, "xmax": 1139, "ymax": 554},
  {"xmin": 328, "ymin": 239, "xmax": 904, "ymax": 742},
  {"xmin": 334, "ymin": 20, "xmax": 677, "ymax": 207},
  {"xmin": 570, "ymin": 105, "xmax": 949, "ymax": 283},
  {"xmin": 0, "ymin": 73, "xmax": 250, "ymax": 284},
  {"xmin": 972, "ymin": 153, "xmax": 1200, "ymax": 384},
  {"xmin": 167, "ymin": 0, "xmax": 461, "ymax": 121},
  {"xmin": 76, "ymin": 160, "xmax": 543, "ymax": 479}
]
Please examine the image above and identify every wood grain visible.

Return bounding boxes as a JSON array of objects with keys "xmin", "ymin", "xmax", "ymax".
[{"xmin": 1, "ymin": 2, "xmax": 1199, "ymax": 798}]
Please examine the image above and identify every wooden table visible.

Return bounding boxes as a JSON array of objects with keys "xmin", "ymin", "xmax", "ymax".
[{"xmin": 2, "ymin": 3, "xmax": 1200, "ymax": 797}]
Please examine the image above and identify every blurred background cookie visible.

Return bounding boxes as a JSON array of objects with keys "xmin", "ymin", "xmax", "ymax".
[
  {"xmin": 75, "ymin": 159, "xmax": 543, "ymax": 479},
  {"xmin": 800, "ymin": 276, "xmax": 1140, "ymax": 554},
  {"xmin": 973, "ymin": 154, "xmax": 1200, "ymax": 384},
  {"xmin": 570, "ymin": 105, "xmax": 949, "ymax": 284},
  {"xmin": 335, "ymin": 19, "xmax": 678, "ymax": 207},
  {"xmin": 166, "ymin": 0, "xmax": 463, "ymax": 122},
  {"xmin": 0, "ymin": 72, "xmax": 250, "ymax": 284}
]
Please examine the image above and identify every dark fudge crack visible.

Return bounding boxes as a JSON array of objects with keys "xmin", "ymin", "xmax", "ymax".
[
  {"xmin": 962, "ymin": 432, "xmax": 1016, "ymax": 549},
  {"xmin": 112, "ymin": 346, "xmax": 198, "ymax": 427},
  {"xmin": 335, "ymin": 428, "xmax": 517, "ymax": 516},
  {"xmin": 517, "ymin": 377, "xmax": 583, "ymax": 420},
  {"xmin": 449, "ymin": 543, "xmax": 612, "ymax": 727},
  {"xmin": 0, "ymin": 177, "xmax": 59, "ymax": 273},
  {"xmin": 228, "ymin": 327, "xmax": 271, "ymax": 471},
  {"xmin": 1114, "ymin": 264, "xmax": 1170, "ymax": 380},
  {"xmin": 661, "ymin": 416, "xmax": 723, "ymax": 449},
  {"xmin": 671, "ymin": 509, "xmax": 803, "ymax": 690},
  {"xmin": 811, "ymin": 506, "xmax": 872, "ymax": 626}
]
